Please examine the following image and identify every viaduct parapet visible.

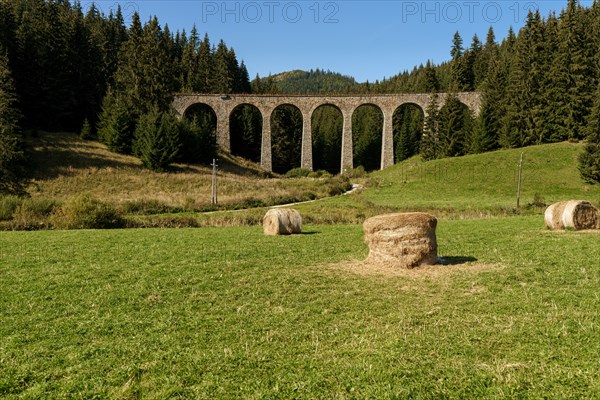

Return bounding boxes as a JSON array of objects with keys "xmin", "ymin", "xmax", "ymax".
[{"xmin": 172, "ymin": 92, "xmax": 482, "ymax": 173}]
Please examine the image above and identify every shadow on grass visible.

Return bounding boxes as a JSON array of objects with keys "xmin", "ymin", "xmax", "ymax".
[
  {"xmin": 300, "ymin": 231, "xmax": 320, "ymax": 235},
  {"xmin": 439, "ymin": 256, "xmax": 478, "ymax": 265}
]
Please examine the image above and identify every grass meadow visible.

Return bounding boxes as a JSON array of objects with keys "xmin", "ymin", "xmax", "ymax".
[
  {"xmin": 1, "ymin": 217, "xmax": 599, "ymax": 398},
  {"xmin": 23, "ymin": 132, "xmax": 348, "ymax": 211}
]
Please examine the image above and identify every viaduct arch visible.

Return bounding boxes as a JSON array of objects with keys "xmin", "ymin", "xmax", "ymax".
[{"xmin": 173, "ymin": 92, "xmax": 482, "ymax": 173}]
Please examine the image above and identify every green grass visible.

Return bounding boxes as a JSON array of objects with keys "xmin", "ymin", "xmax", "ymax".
[
  {"xmin": 366, "ymin": 142, "xmax": 600, "ymax": 210},
  {"xmin": 2, "ymin": 218, "xmax": 599, "ymax": 398},
  {"xmin": 286, "ymin": 142, "xmax": 600, "ymax": 224}
]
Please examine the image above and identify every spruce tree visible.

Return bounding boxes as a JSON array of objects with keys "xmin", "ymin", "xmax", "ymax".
[
  {"xmin": 423, "ymin": 60, "xmax": 440, "ymax": 92},
  {"xmin": 0, "ymin": 48, "xmax": 24, "ymax": 194},
  {"xmin": 97, "ymin": 87, "xmax": 135, "ymax": 154},
  {"xmin": 271, "ymin": 105, "xmax": 302, "ymax": 174},
  {"xmin": 438, "ymin": 94, "xmax": 469, "ymax": 157},
  {"xmin": 134, "ymin": 107, "xmax": 181, "ymax": 171},
  {"xmin": 213, "ymin": 40, "xmax": 233, "ymax": 93},
  {"xmin": 578, "ymin": 83, "xmax": 600, "ymax": 183},
  {"xmin": 421, "ymin": 95, "xmax": 441, "ymax": 161},
  {"xmin": 450, "ymin": 31, "xmax": 471, "ymax": 91},
  {"xmin": 80, "ymin": 118, "xmax": 93, "ymax": 140},
  {"xmin": 179, "ymin": 115, "xmax": 217, "ymax": 164},
  {"xmin": 180, "ymin": 25, "xmax": 199, "ymax": 92},
  {"xmin": 550, "ymin": 0, "xmax": 595, "ymax": 141},
  {"xmin": 196, "ymin": 34, "xmax": 214, "ymax": 93}
]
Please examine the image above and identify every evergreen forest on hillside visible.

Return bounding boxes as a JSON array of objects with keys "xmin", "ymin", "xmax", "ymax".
[{"xmin": 0, "ymin": 0, "xmax": 599, "ymax": 191}]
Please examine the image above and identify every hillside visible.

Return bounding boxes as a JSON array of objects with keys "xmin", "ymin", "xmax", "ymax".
[
  {"xmin": 8, "ymin": 134, "xmax": 599, "ymax": 228},
  {"xmin": 294, "ymin": 142, "xmax": 600, "ymax": 222},
  {"xmin": 21, "ymin": 132, "xmax": 348, "ymax": 210},
  {"xmin": 271, "ymin": 69, "xmax": 359, "ymax": 93}
]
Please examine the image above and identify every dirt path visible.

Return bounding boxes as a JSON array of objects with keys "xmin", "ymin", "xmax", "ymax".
[{"xmin": 204, "ymin": 183, "xmax": 363, "ymax": 214}]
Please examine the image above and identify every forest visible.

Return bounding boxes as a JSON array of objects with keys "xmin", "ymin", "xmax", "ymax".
[{"xmin": 0, "ymin": 0, "xmax": 599, "ymax": 193}]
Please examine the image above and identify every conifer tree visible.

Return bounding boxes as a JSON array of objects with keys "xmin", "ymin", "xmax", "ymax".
[
  {"xmin": 134, "ymin": 107, "xmax": 181, "ymax": 171},
  {"xmin": 0, "ymin": 48, "xmax": 24, "ymax": 194},
  {"xmin": 96, "ymin": 87, "xmax": 135, "ymax": 154},
  {"xmin": 578, "ymin": 83, "xmax": 600, "ymax": 183},
  {"xmin": 271, "ymin": 105, "xmax": 302, "ymax": 173},
  {"xmin": 438, "ymin": 94, "xmax": 470, "ymax": 157},
  {"xmin": 549, "ymin": 0, "xmax": 595, "ymax": 141},
  {"xmin": 80, "ymin": 118, "xmax": 93, "ymax": 140},
  {"xmin": 421, "ymin": 95, "xmax": 441, "ymax": 161},
  {"xmin": 450, "ymin": 31, "xmax": 471, "ymax": 91},
  {"xmin": 179, "ymin": 115, "xmax": 217, "ymax": 164},
  {"xmin": 213, "ymin": 40, "xmax": 233, "ymax": 93},
  {"xmin": 196, "ymin": 34, "xmax": 214, "ymax": 93},
  {"xmin": 180, "ymin": 26, "xmax": 199, "ymax": 91},
  {"xmin": 423, "ymin": 60, "xmax": 439, "ymax": 92}
]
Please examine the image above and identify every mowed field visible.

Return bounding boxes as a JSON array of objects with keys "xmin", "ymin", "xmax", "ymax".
[
  {"xmin": 2, "ymin": 138, "xmax": 600, "ymax": 398},
  {"xmin": 1, "ymin": 217, "xmax": 600, "ymax": 398}
]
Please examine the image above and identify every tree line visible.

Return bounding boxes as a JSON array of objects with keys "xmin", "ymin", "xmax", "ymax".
[{"xmin": 0, "ymin": 0, "xmax": 599, "ymax": 191}]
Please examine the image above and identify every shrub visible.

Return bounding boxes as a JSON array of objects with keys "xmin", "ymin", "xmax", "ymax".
[
  {"xmin": 529, "ymin": 193, "xmax": 546, "ymax": 208},
  {"xmin": 343, "ymin": 166, "xmax": 367, "ymax": 179},
  {"xmin": 10, "ymin": 205, "xmax": 48, "ymax": 230},
  {"xmin": 307, "ymin": 170, "xmax": 332, "ymax": 179},
  {"xmin": 285, "ymin": 168, "xmax": 311, "ymax": 178},
  {"xmin": 51, "ymin": 194, "xmax": 124, "ymax": 229},
  {"xmin": 0, "ymin": 195, "xmax": 20, "ymax": 221},
  {"xmin": 120, "ymin": 199, "xmax": 180, "ymax": 215},
  {"xmin": 21, "ymin": 197, "xmax": 60, "ymax": 216},
  {"xmin": 327, "ymin": 177, "xmax": 353, "ymax": 196},
  {"xmin": 0, "ymin": 196, "xmax": 58, "ymax": 226}
]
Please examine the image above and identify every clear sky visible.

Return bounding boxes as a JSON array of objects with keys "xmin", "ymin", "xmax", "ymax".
[{"xmin": 87, "ymin": 0, "xmax": 588, "ymax": 82}]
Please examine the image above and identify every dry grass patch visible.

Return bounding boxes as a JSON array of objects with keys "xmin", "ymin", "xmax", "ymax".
[
  {"xmin": 326, "ymin": 259, "xmax": 506, "ymax": 279},
  {"xmin": 24, "ymin": 132, "xmax": 349, "ymax": 211}
]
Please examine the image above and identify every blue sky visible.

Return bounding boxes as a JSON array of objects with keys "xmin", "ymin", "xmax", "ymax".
[{"xmin": 88, "ymin": 1, "xmax": 586, "ymax": 82}]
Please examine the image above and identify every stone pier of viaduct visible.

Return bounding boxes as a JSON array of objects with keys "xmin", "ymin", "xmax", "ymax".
[{"xmin": 172, "ymin": 92, "xmax": 481, "ymax": 173}]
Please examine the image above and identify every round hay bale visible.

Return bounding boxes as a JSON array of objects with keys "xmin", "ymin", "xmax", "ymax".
[
  {"xmin": 263, "ymin": 208, "xmax": 302, "ymax": 236},
  {"xmin": 363, "ymin": 212, "xmax": 438, "ymax": 269},
  {"xmin": 561, "ymin": 200, "xmax": 599, "ymax": 230},
  {"xmin": 545, "ymin": 201, "xmax": 599, "ymax": 230},
  {"xmin": 544, "ymin": 201, "xmax": 569, "ymax": 230}
]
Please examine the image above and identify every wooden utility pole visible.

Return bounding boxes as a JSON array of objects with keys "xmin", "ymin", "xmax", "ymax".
[
  {"xmin": 517, "ymin": 152, "xmax": 524, "ymax": 209},
  {"xmin": 211, "ymin": 159, "xmax": 218, "ymax": 207}
]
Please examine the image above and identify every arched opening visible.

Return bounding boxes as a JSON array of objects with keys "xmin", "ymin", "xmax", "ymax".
[
  {"xmin": 181, "ymin": 103, "xmax": 218, "ymax": 164},
  {"xmin": 311, "ymin": 104, "xmax": 342, "ymax": 174},
  {"xmin": 393, "ymin": 103, "xmax": 424, "ymax": 163},
  {"xmin": 352, "ymin": 104, "xmax": 383, "ymax": 171},
  {"xmin": 230, "ymin": 104, "xmax": 262, "ymax": 163},
  {"xmin": 271, "ymin": 104, "xmax": 303, "ymax": 174}
]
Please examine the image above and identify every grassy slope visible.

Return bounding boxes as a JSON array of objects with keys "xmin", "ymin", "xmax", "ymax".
[
  {"xmin": 22, "ymin": 133, "xmax": 599, "ymax": 222},
  {"xmin": 294, "ymin": 142, "xmax": 600, "ymax": 222},
  {"xmin": 1, "ymin": 219, "xmax": 599, "ymax": 398},
  {"xmin": 366, "ymin": 142, "xmax": 600, "ymax": 209},
  {"xmin": 24, "ymin": 132, "xmax": 343, "ymax": 209}
]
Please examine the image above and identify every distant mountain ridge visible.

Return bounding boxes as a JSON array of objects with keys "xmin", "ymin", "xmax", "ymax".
[{"xmin": 269, "ymin": 69, "xmax": 359, "ymax": 94}]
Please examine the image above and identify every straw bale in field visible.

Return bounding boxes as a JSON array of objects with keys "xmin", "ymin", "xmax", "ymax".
[
  {"xmin": 545, "ymin": 201, "xmax": 599, "ymax": 230},
  {"xmin": 363, "ymin": 212, "xmax": 438, "ymax": 269},
  {"xmin": 263, "ymin": 208, "xmax": 302, "ymax": 235}
]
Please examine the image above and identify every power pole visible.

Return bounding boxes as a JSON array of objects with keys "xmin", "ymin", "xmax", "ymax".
[
  {"xmin": 516, "ymin": 152, "xmax": 524, "ymax": 209},
  {"xmin": 211, "ymin": 158, "xmax": 218, "ymax": 207}
]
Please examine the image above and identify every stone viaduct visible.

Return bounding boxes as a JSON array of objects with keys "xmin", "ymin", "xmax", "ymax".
[{"xmin": 172, "ymin": 92, "xmax": 482, "ymax": 173}]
